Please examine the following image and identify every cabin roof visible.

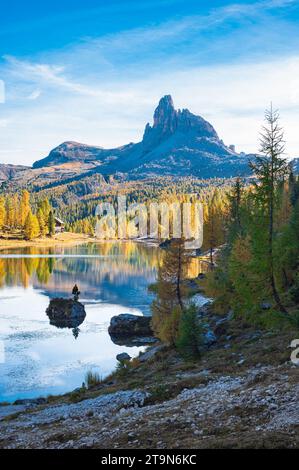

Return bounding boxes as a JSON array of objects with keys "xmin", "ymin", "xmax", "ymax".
[{"xmin": 54, "ymin": 217, "xmax": 65, "ymax": 225}]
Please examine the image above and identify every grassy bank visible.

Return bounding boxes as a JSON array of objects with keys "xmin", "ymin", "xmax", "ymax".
[
  {"xmin": 0, "ymin": 232, "xmax": 97, "ymax": 250},
  {"xmin": 0, "ymin": 232, "xmax": 163, "ymax": 250}
]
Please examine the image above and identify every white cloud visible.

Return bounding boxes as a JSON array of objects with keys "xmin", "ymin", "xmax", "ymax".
[{"xmin": 27, "ymin": 89, "xmax": 41, "ymax": 101}]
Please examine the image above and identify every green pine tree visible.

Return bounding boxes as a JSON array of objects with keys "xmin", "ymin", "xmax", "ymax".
[{"xmin": 48, "ymin": 211, "xmax": 55, "ymax": 237}]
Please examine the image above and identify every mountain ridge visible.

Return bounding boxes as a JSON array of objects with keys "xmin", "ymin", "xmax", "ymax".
[
  {"xmin": 3, "ymin": 96, "xmax": 298, "ymax": 192},
  {"xmin": 32, "ymin": 95, "xmax": 253, "ymax": 179}
]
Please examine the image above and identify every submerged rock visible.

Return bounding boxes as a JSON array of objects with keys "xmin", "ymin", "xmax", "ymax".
[
  {"xmin": 46, "ymin": 298, "xmax": 86, "ymax": 329},
  {"xmin": 112, "ymin": 336, "xmax": 158, "ymax": 347},
  {"xmin": 159, "ymin": 239, "xmax": 172, "ymax": 249}
]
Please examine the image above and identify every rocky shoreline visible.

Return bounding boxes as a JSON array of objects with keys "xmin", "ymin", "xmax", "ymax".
[
  {"xmin": 0, "ymin": 272, "xmax": 297, "ymax": 449},
  {"xmin": 0, "ymin": 299, "xmax": 297, "ymax": 449},
  {"xmin": 0, "ymin": 361, "xmax": 297, "ymax": 449}
]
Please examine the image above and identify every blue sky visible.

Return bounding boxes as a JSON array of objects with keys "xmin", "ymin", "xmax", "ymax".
[{"xmin": 1, "ymin": 0, "xmax": 299, "ymax": 165}]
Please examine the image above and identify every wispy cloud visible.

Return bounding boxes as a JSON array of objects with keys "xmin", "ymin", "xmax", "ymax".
[
  {"xmin": 54, "ymin": 0, "xmax": 298, "ymax": 73},
  {"xmin": 3, "ymin": 55, "xmax": 137, "ymax": 104},
  {"xmin": 27, "ymin": 89, "xmax": 41, "ymax": 101}
]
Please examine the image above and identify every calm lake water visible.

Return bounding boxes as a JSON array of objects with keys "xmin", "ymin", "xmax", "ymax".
[
  {"xmin": 0, "ymin": 242, "xmax": 162, "ymax": 402},
  {"xmin": 0, "ymin": 241, "xmax": 207, "ymax": 402}
]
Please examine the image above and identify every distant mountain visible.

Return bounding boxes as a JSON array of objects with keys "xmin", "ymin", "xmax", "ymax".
[
  {"xmin": 0, "ymin": 163, "xmax": 29, "ymax": 183},
  {"xmin": 32, "ymin": 142, "xmax": 106, "ymax": 169},
  {"xmin": 2, "ymin": 96, "xmax": 299, "ymax": 197},
  {"xmin": 33, "ymin": 95, "xmax": 253, "ymax": 179}
]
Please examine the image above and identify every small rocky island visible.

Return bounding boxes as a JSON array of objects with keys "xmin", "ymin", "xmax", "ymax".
[{"xmin": 46, "ymin": 286, "xmax": 86, "ymax": 330}]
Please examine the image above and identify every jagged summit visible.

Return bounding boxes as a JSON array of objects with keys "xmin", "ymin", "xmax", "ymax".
[
  {"xmin": 152, "ymin": 95, "xmax": 177, "ymax": 130},
  {"xmin": 142, "ymin": 95, "xmax": 218, "ymax": 152},
  {"xmin": 32, "ymin": 95, "xmax": 253, "ymax": 178}
]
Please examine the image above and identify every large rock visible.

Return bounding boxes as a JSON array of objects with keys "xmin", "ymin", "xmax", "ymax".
[
  {"xmin": 203, "ymin": 328, "xmax": 217, "ymax": 347},
  {"xmin": 46, "ymin": 298, "xmax": 86, "ymax": 329},
  {"xmin": 116, "ymin": 353, "xmax": 131, "ymax": 363},
  {"xmin": 108, "ymin": 314, "xmax": 154, "ymax": 342}
]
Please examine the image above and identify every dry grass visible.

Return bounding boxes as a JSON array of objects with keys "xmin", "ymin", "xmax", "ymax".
[
  {"xmin": 85, "ymin": 371, "xmax": 103, "ymax": 388},
  {"xmin": 0, "ymin": 231, "xmax": 93, "ymax": 250}
]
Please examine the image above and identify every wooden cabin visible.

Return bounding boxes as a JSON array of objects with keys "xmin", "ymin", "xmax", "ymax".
[{"xmin": 54, "ymin": 217, "xmax": 65, "ymax": 233}]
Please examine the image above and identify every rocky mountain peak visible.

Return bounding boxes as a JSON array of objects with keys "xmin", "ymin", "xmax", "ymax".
[
  {"xmin": 142, "ymin": 95, "xmax": 218, "ymax": 151},
  {"xmin": 142, "ymin": 95, "xmax": 177, "ymax": 150},
  {"xmin": 153, "ymin": 95, "xmax": 176, "ymax": 128}
]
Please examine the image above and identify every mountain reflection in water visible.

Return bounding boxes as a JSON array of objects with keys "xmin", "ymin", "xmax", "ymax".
[{"xmin": 0, "ymin": 242, "xmax": 160, "ymax": 311}]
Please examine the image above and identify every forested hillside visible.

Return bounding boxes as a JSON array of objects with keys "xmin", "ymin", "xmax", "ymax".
[
  {"xmin": 0, "ymin": 190, "xmax": 55, "ymax": 240},
  {"xmin": 149, "ymin": 107, "xmax": 299, "ymax": 362}
]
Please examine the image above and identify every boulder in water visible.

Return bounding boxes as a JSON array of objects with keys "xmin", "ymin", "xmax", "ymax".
[
  {"xmin": 108, "ymin": 314, "xmax": 154, "ymax": 344},
  {"xmin": 46, "ymin": 298, "xmax": 86, "ymax": 329}
]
